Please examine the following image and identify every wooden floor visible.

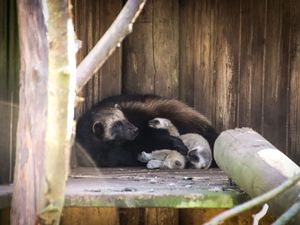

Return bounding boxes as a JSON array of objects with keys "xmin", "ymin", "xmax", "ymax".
[
  {"xmin": 0, "ymin": 168, "xmax": 248, "ymax": 209},
  {"xmin": 0, "ymin": 168, "xmax": 277, "ymax": 225}
]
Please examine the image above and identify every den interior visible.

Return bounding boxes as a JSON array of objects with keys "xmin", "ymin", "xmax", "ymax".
[{"xmin": 1, "ymin": 0, "xmax": 300, "ymax": 224}]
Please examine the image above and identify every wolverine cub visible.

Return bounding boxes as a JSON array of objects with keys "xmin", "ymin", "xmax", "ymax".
[
  {"xmin": 138, "ymin": 150, "xmax": 186, "ymax": 169},
  {"xmin": 139, "ymin": 117, "xmax": 212, "ymax": 169}
]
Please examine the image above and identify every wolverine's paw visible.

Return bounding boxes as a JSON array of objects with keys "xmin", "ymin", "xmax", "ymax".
[
  {"xmin": 138, "ymin": 151, "xmax": 152, "ymax": 163},
  {"xmin": 147, "ymin": 160, "xmax": 163, "ymax": 169}
]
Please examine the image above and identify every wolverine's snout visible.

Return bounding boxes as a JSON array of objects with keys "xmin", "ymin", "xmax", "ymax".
[{"xmin": 125, "ymin": 121, "xmax": 139, "ymax": 139}]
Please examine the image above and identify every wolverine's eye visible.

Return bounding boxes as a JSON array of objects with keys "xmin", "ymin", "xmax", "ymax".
[
  {"xmin": 113, "ymin": 121, "xmax": 122, "ymax": 129},
  {"xmin": 153, "ymin": 119, "xmax": 159, "ymax": 125},
  {"xmin": 174, "ymin": 160, "xmax": 182, "ymax": 167}
]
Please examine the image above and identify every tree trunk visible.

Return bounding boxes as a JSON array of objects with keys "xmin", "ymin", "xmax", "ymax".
[
  {"xmin": 37, "ymin": 1, "xmax": 76, "ymax": 224},
  {"xmin": 12, "ymin": 1, "xmax": 75, "ymax": 224},
  {"xmin": 214, "ymin": 128, "xmax": 300, "ymax": 224},
  {"xmin": 11, "ymin": 1, "xmax": 48, "ymax": 224}
]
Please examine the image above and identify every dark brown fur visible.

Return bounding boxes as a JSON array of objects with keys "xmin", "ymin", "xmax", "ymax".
[{"xmin": 75, "ymin": 94, "xmax": 218, "ymax": 167}]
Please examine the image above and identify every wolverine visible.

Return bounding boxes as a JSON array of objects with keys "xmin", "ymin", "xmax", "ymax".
[
  {"xmin": 75, "ymin": 94, "xmax": 218, "ymax": 167},
  {"xmin": 148, "ymin": 117, "xmax": 213, "ymax": 169}
]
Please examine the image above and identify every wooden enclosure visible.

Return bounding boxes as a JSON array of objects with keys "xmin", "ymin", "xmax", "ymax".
[
  {"xmin": 1, "ymin": 0, "xmax": 299, "ymax": 183},
  {"xmin": 74, "ymin": 0, "xmax": 300, "ymax": 166},
  {"xmin": 0, "ymin": 0, "xmax": 300, "ymax": 224}
]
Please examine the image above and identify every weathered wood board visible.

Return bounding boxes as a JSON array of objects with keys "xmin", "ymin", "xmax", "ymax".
[
  {"xmin": 72, "ymin": 0, "xmax": 122, "ymax": 117},
  {"xmin": 0, "ymin": 168, "xmax": 248, "ymax": 209},
  {"xmin": 0, "ymin": 0, "xmax": 19, "ymax": 184}
]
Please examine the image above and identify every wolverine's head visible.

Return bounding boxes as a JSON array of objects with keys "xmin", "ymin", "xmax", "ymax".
[
  {"xmin": 187, "ymin": 146, "xmax": 212, "ymax": 169},
  {"xmin": 91, "ymin": 105, "xmax": 139, "ymax": 142},
  {"xmin": 148, "ymin": 117, "xmax": 172, "ymax": 130}
]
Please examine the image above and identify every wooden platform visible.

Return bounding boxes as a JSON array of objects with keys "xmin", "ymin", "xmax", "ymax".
[{"xmin": 0, "ymin": 168, "xmax": 249, "ymax": 209}]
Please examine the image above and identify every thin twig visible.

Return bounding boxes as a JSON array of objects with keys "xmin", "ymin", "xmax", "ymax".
[
  {"xmin": 272, "ymin": 199, "xmax": 300, "ymax": 225},
  {"xmin": 76, "ymin": 0, "xmax": 147, "ymax": 92},
  {"xmin": 203, "ymin": 172, "xmax": 300, "ymax": 225},
  {"xmin": 252, "ymin": 204, "xmax": 269, "ymax": 225}
]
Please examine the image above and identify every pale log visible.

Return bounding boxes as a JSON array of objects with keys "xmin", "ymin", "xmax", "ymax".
[
  {"xmin": 38, "ymin": 1, "xmax": 76, "ymax": 225},
  {"xmin": 75, "ymin": 0, "xmax": 147, "ymax": 92},
  {"xmin": 214, "ymin": 128, "xmax": 300, "ymax": 224}
]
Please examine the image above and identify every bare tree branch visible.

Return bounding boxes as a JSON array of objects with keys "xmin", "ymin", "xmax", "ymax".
[
  {"xmin": 252, "ymin": 204, "xmax": 269, "ymax": 225},
  {"xmin": 76, "ymin": 0, "xmax": 147, "ymax": 92},
  {"xmin": 203, "ymin": 172, "xmax": 300, "ymax": 225}
]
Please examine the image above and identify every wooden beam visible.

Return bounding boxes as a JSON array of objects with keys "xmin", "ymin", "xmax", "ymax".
[
  {"xmin": 214, "ymin": 128, "xmax": 300, "ymax": 224},
  {"xmin": 75, "ymin": 0, "xmax": 147, "ymax": 92},
  {"xmin": 11, "ymin": 0, "xmax": 48, "ymax": 224}
]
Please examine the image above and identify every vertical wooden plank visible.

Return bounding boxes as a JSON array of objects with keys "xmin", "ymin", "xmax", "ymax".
[
  {"xmin": 123, "ymin": 0, "xmax": 155, "ymax": 94},
  {"xmin": 119, "ymin": 208, "xmax": 145, "ymax": 225},
  {"xmin": 74, "ymin": 0, "xmax": 122, "ymax": 116},
  {"xmin": 179, "ymin": 0, "xmax": 195, "ymax": 106},
  {"xmin": 7, "ymin": 0, "xmax": 19, "ymax": 184},
  {"xmin": 262, "ymin": 0, "xmax": 289, "ymax": 152},
  {"xmin": 194, "ymin": 0, "xmax": 215, "ymax": 122},
  {"xmin": 238, "ymin": 0, "xmax": 266, "ymax": 132},
  {"xmin": 99, "ymin": 0, "xmax": 122, "ymax": 99},
  {"xmin": 73, "ymin": 0, "xmax": 86, "ymax": 117},
  {"xmin": 0, "ymin": 0, "xmax": 9, "ymax": 184},
  {"xmin": 85, "ymin": 0, "xmax": 95, "ymax": 111},
  {"xmin": 153, "ymin": 0, "xmax": 179, "ymax": 98},
  {"xmin": 213, "ymin": 0, "xmax": 240, "ymax": 130},
  {"xmin": 289, "ymin": 0, "xmax": 300, "ymax": 163},
  {"xmin": 145, "ymin": 208, "xmax": 178, "ymax": 225},
  {"xmin": 0, "ymin": 208, "xmax": 10, "ymax": 225},
  {"xmin": 179, "ymin": 208, "xmax": 275, "ymax": 225},
  {"xmin": 92, "ymin": 0, "xmax": 101, "ymax": 105},
  {"xmin": 0, "ymin": 102, "xmax": 18, "ymax": 184},
  {"xmin": 61, "ymin": 208, "xmax": 119, "ymax": 225},
  {"xmin": 123, "ymin": 0, "xmax": 179, "ymax": 97},
  {"xmin": 0, "ymin": 0, "xmax": 19, "ymax": 184},
  {"xmin": 0, "ymin": 0, "xmax": 8, "ymax": 101}
]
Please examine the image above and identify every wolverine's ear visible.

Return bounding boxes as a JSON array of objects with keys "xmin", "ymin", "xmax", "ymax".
[
  {"xmin": 92, "ymin": 121, "xmax": 104, "ymax": 138},
  {"xmin": 114, "ymin": 104, "xmax": 121, "ymax": 109}
]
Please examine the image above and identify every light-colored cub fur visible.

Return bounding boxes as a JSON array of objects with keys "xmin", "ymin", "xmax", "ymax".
[
  {"xmin": 148, "ymin": 117, "xmax": 180, "ymax": 137},
  {"xmin": 138, "ymin": 150, "xmax": 186, "ymax": 169},
  {"xmin": 145, "ymin": 117, "xmax": 212, "ymax": 169},
  {"xmin": 180, "ymin": 133, "xmax": 212, "ymax": 169}
]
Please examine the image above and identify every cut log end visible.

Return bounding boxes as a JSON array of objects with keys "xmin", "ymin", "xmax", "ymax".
[{"xmin": 214, "ymin": 128, "xmax": 300, "ymax": 224}]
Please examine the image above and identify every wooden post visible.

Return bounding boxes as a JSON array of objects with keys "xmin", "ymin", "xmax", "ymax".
[
  {"xmin": 12, "ymin": 0, "xmax": 75, "ymax": 224},
  {"xmin": 37, "ymin": 1, "xmax": 76, "ymax": 224},
  {"xmin": 11, "ymin": 0, "xmax": 48, "ymax": 224},
  {"xmin": 214, "ymin": 128, "xmax": 300, "ymax": 224}
]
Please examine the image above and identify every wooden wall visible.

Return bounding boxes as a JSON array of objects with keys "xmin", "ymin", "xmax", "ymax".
[
  {"xmin": 0, "ymin": 0, "xmax": 297, "ymax": 224},
  {"xmin": 0, "ymin": 207, "xmax": 275, "ymax": 225},
  {"xmin": 60, "ymin": 208, "xmax": 275, "ymax": 225},
  {"xmin": 73, "ymin": 0, "xmax": 300, "ymax": 164},
  {"xmin": 0, "ymin": 0, "xmax": 19, "ymax": 184}
]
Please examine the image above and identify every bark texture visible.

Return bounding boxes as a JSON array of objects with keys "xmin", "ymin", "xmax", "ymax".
[
  {"xmin": 12, "ymin": 1, "xmax": 48, "ymax": 224},
  {"xmin": 38, "ymin": 0, "xmax": 76, "ymax": 224}
]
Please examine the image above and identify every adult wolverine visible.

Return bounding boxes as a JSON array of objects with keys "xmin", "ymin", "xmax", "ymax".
[{"xmin": 75, "ymin": 94, "xmax": 218, "ymax": 167}]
